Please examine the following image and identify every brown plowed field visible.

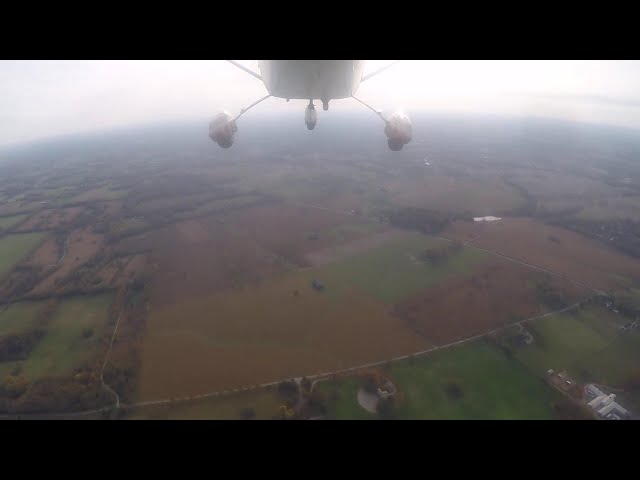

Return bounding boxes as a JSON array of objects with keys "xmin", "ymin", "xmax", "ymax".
[
  {"xmin": 393, "ymin": 256, "xmax": 588, "ymax": 345},
  {"xmin": 444, "ymin": 218, "xmax": 640, "ymax": 292}
]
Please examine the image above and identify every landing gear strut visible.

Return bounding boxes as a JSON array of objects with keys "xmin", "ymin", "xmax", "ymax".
[{"xmin": 305, "ymin": 100, "xmax": 317, "ymax": 130}]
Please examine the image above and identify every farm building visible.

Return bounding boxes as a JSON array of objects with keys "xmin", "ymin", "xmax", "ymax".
[
  {"xmin": 585, "ymin": 385, "xmax": 629, "ymax": 420},
  {"xmin": 311, "ymin": 279, "xmax": 325, "ymax": 292}
]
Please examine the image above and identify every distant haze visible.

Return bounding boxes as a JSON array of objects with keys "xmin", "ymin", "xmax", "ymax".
[{"xmin": 1, "ymin": 60, "xmax": 640, "ymax": 147}]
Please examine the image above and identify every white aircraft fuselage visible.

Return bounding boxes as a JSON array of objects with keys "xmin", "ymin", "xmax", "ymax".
[
  {"xmin": 210, "ymin": 60, "xmax": 412, "ymax": 151},
  {"xmin": 257, "ymin": 60, "xmax": 366, "ymax": 101}
]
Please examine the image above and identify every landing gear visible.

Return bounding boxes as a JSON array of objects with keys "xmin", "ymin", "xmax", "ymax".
[
  {"xmin": 322, "ymin": 98, "xmax": 329, "ymax": 111},
  {"xmin": 305, "ymin": 100, "xmax": 317, "ymax": 130}
]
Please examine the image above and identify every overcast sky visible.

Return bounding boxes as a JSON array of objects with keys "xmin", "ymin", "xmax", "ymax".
[{"xmin": 1, "ymin": 60, "xmax": 640, "ymax": 147}]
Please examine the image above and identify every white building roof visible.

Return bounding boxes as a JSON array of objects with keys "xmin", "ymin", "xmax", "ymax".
[
  {"xmin": 586, "ymin": 384, "xmax": 605, "ymax": 398},
  {"xmin": 588, "ymin": 395, "xmax": 607, "ymax": 408}
]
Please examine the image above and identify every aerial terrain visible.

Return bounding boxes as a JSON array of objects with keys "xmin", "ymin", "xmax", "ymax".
[{"xmin": 1, "ymin": 111, "xmax": 640, "ymax": 419}]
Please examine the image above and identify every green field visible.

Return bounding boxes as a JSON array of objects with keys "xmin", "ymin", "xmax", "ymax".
[
  {"xmin": 61, "ymin": 185, "xmax": 128, "ymax": 205},
  {"xmin": 312, "ymin": 233, "xmax": 487, "ymax": 304},
  {"xmin": 126, "ymin": 389, "xmax": 282, "ymax": 420},
  {"xmin": 318, "ymin": 341, "xmax": 561, "ymax": 419},
  {"xmin": 331, "ymin": 222, "xmax": 385, "ymax": 242},
  {"xmin": 20, "ymin": 293, "xmax": 114, "ymax": 379},
  {"xmin": 510, "ymin": 306, "xmax": 621, "ymax": 379},
  {"xmin": 42, "ymin": 186, "xmax": 77, "ymax": 198},
  {"xmin": 0, "ymin": 232, "xmax": 48, "ymax": 278},
  {"xmin": 388, "ymin": 342, "xmax": 561, "ymax": 419},
  {"xmin": 0, "ymin": 214, "xmax": 28, "ymax": 231},
  {"xmin": 317, "ymin": 377, "xmax": 376, "ymax": 420},
  {"xmin": 110, "ymin": 218, "xmax": 150, "ymax": 237},
  {"xmin": 0, "ymin": 301, "xmax": 46, "ymax": 337},
  {"xmin": 578, "ymin": 331, "xmax": 640, "ymax": 386},
  {"xmin": 174, "ymin": 194, "xmax": 262, "ymax": 220}
]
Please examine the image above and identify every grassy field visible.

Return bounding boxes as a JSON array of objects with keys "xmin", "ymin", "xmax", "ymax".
[
  {"xmin": 317, "ymin": 377, "xmax": 376, "ymax": 420},
  {"xmin": 0, "ymin": 301, "xmax": 46, "ymax": 337},
  {"xmin": 578, "ymin": 331, "xmax": 640, "ymax": 386},
  {"xmin": 20, "ymin": 293, "xmax": 113, "ymax": 380},
  {"xmin": 136, "ymin": 233, "xmax": 490, "ymax": 400},
  {"xmin": 110, "ymin": 218, "xmax": 150, "ymax": 237},
  {"xmin": 0, "ymin": 214, "xmax": 28, "ymax": 230},
  {"xmin": 42, "ymin": 186, "xmax": 77, "ymax": 198},
  {"xmin": 65, "ymin": 185, "xmax": 128, "ymax": 204},
  {"xmin": 510, "ymin": 306, "xmax": 621, "ymax": 379},
  {"xmin": 316, "ymin": 233, "xmax": 487, "ymax": 304},
  {"xmin": 318, "ymin": 341, "xmax": 561, "ymax": 420},
  {"xmin": 331, "ymin": 222, "xmax": 385, "ymax": 242},
  {"xmin": 126, "ymin": 389, "xmax": 282, "ymax": 420},
  {"xmin": 0, "ymin": 232, "xmax": 48, "ymax": 278},
  {"xmin": 387, "ymin": 341, "xmax": 560, "ymax": 419}
]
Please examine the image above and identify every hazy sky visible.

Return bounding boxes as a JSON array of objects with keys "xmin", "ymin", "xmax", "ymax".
[{"xmin": 2, "ymin": 60, "xmax": 640, "ymax": 147}]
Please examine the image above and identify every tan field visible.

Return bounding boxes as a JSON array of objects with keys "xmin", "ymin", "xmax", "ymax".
[
  {"xmin": 16, "ymin": 207, "xmax": 83, "ymax": 231},
  {"xmin": 136, "ymin": 273, "xmax": 428, "ymax": 400},
  {"xmin": 393, "ymin": 256, "xmax": 588, "ymax": 345},
  {"xmin": 444, "ymin": 217, "xmax": 640, "ymax": 292},
  {"xmin": 383, "ymin": 175, "xmax": 524, "ymax": 215}
]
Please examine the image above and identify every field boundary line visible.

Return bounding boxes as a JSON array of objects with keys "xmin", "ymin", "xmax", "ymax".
[
  {"xmin": 437, "ymin": 234, "xmax": 606, "ymax": 296},
  {"xmin": 100, "ymin": 303, "xmax": 125, "ymax": 409},
  {"xmin": 0, "ymin": 297, "xmax": 589, "ymax": 419},
  {"xmin": 290, "ymin": 200, "xmax": 608, "ymax": 296}
]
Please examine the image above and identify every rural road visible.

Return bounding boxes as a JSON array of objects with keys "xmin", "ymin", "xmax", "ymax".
[
  {"xmin": 0, "ymin": 297, "xmax": 589, "ymax": 420},
  {"xmin": 0, "ymin": 204, "xmax": 604, "ymax": 420}
]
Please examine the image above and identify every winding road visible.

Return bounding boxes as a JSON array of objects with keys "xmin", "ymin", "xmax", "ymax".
[
  {"xmin": 0, "ymin": 203, "xmax": 608, "ymax": 420},
  {"xmin": 0, "ymin": 296, "xmax": 590, "ymax": 420}
]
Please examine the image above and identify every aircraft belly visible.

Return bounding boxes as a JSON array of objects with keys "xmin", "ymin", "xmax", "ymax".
[{"xmin": 258, "ymin": 60, "xmax": 363, "ymax": 100}]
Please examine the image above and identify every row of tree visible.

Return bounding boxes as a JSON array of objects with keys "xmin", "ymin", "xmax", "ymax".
[
  {"xmin": 385, "ymin": 207, "xmax": 459, "ymax": 234},
  {"xmin": 420, "ymin": 242, "xmax": 463, "ymax": 266}
]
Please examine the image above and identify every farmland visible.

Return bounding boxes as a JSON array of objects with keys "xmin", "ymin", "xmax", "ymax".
[
  {"xmin": 125, "ymin": 389, "xmax": 283, "ymax": 420},
  {"xmin": 444, "ymin": 217, "xmax": 640, "ymax": 292},
  {"xmin": 317, "ymin": 341, "xmax": 564, "ymax": 420},
  {"xmin": 1, "ymin": 113, "xmax": 640, "ymax": 417},
  {"xmin": 496, "ymin": 303, "xmax": 640, "ymax": 387},
  {"xmin": 19, "ymin": 293, "xmax": 113, "ymax": 379},
  {"xmin": 312, "ymin": 233, "xmax": 486, "ymax": 304},
  {"xmin": 0, "ymin": 232, "xmax": 48, "ymax": 279},
  {"xmin": 0, "ymin": 301, "xmax": 45, "ymax": 337},
  {"xmin": 393, "ymin": 256, "xmax": 588, "ymax": 344},
  {"xmin": 0, "ymin": 214, "xmax": 27, "ymax": 231},
  {"xmin": 136, "ymin": 274, "xmax": 428, "ymax": 400}
]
